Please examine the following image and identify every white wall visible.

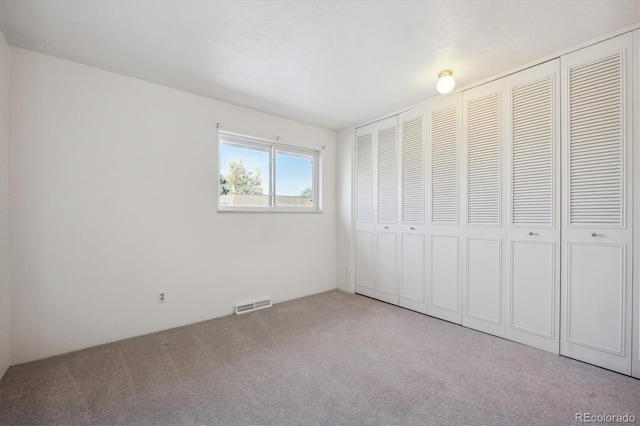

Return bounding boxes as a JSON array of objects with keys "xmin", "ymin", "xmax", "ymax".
[
  {"xmin": 9, "ymin": 48, "xmax": 336, "ymax": 364},
  {"xmin": 0, "ymin": 31, "xmax": 11, "ymax": 377},
  {"xmin": 335, "ymin": 128, "xmax": 353, "ymax": 292}
]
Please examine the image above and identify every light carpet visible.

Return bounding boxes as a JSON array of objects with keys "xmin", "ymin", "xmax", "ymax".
[{"xmin": 1, "ymin": 290, "xmax": 639, "ymax": 425}]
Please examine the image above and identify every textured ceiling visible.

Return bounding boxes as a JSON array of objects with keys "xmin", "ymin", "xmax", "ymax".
[{"xmin": 0, "ymin": 0, "xmax": 638, "ymax": 130}]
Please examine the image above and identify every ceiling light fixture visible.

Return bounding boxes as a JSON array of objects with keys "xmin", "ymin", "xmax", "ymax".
[{"xmin": 437, "ymin": 69, "xmax": 455, "ymax": 94}]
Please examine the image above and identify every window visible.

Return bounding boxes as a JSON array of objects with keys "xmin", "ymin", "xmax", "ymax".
[{"xmin": 218, "ymin": 131, "xmax": 320, "ymax": 212}]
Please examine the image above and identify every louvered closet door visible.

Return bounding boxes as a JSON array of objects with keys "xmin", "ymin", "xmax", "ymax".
[
  {"xmin": 427, "ymin": 94, "xmax": 463, "ymax": 324},
  {"xmin": 374, "ymin": 116, "xmax": 400, "ymax": 305},
  {"xmin": 462, "ymin": 79, "xmax": 507, "ymax": 338},
  {"xmin": 505, "ymin": 60, "xmax": 560, "ymax": 354},
  {"xmin": 560, "ymin": 33, "xmax": 633, "ymax": 375},
  {"xmin": 354, "ymin": 123, "xmax": 376, "ymax": 298},
  {"xmin": 398, "ymin": 106, "xmax": 427, "ymax": 313}
]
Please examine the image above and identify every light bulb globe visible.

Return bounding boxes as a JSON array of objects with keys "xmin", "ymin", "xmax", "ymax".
[{"xmin": 437, "ymin": 71, "xmax": 455, "ymax": 94}]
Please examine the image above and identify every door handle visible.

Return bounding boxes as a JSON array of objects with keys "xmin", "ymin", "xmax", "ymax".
[
  {"xmin": 410, "ymin": 227, "xmax": 415, "ymax": 230},
  {"xmin": 384, "ymin": 226, "xmax": 389, "ymax": 230},
  {"xmin": 592, "ymin": 232, "xmax": 597, "ymax": 237},
  {"xmin": 529, "ymin": 231, "xmax": 535, "ymax": 236}
]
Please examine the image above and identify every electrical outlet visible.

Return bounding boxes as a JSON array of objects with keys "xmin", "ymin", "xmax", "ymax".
[{"xmin": 158, "ymin": 291, "xmax": 167, "ymax": 303}]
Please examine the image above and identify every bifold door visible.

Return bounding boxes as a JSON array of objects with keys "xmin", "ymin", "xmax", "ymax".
[
  {"xmin": 560, "ymin": 32, "xmax": 633, "ymax": 376},
  {"xmin": 354, "ymin": 124, "xmax": 375, "ymax": 298},
  {"xmin": 355, "ymin": 117, "xmax": 400, "ymax": 305},
  {"xmin": 461, "ymin": 79, "xmax": 507, "ymax": 338},
  {"xmin": 505, "ymin": 60, "xmax": 561, "ymax": 354},
  {"xmin": 427, "ymin": 94, "xmax": 463, "ymax": 324},
  {"xmin": 398, "ymin": 106, "xmax": 427, "ymax": 313}
]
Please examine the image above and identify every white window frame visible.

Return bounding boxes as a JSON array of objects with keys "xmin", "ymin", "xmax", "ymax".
[{"xmin": 218, "ymin": 130, "xmax": 321, "ymax": 213}]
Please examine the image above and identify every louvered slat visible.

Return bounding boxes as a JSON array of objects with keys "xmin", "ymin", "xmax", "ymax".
[
  {"xmin": 377, "ymin": 126, "xmax": 397, "ymax": 223},
  {"xmin": 569, "ymin": 54, "xmax": 623, "ymax": 226},
  {"xmin": 512, "ymin": 77, "xmax": 553, "ymax": 225},
  {"xmin": 356, "ymin": 133, "xmax": 373, "ymax": 222},
  {"xmin": 431, "ymin": 107, "xmax": 458, "ymax": 224},
  {"xmin": 402, "ymin": 116, "xmax": 425, "ymax": 223},
  {"xmin": 467, "ymin": 93, "xmax": 501, "ymax": 225}
]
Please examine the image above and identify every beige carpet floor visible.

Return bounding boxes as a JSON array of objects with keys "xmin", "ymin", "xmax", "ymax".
[{"xmin": 1, "ymin": 289, "xmax": 639, "ymax": 425}]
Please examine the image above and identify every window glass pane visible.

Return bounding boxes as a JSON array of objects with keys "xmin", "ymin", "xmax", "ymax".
[
  {"xmin": 275, "ymin": 150, "xmax": 314, "ymax": 207},
  {"xmin": 219, "ymin": 142, "xmax": 270, "ymax": 207}
]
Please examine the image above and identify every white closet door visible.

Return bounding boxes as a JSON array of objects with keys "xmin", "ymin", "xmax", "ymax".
[
  {"xmin": 354, "ymin": 124, "xmax": 376, "ymax": 298},
  {"xmin": 427, "ymin": 94, "xmax": 462, "ymax": 324},
  {"xmin": 398, "ymin": 106, "xmax": 427, "ymax": 313},
  {"xmin": 560, "ymin": 33, "xmax": 633, "ymax": 375},
  {"xmin": 374, "ymin": 116, "xmax": 400, "ymax": 305},
  {"xmin": 505, "ymin": 60, "xmax": 560, "ymax": 354},
  {"xmin": 462, "ymin": 79, "xmax": 507, "ymax": 337}
]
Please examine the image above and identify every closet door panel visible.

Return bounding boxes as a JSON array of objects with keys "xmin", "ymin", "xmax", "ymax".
[
  {"xmin": 375, "ymin": 230, "xmax": 399, "ymax": 304},
  {"xmin": 430, "ymin": 105, "xmax": 459, "ymax": 226},
  {"xmin": 398, "ymin": 107, "xmax": 427, "ymax": 313},
  {"xmin": 355, "ymin": 230, "xmax": 374, "ymax": 297},
  {"xmin": 427, "ymin": 94, "xmax": 462, "ymax": 324},
  {"xmin": 399, "ymin": 232, "xmax": 426, "ymax": 313},
  {"xmin": 429, "ymin": 234, "xmax": 460, "ymax": 323},
  {"xmin": 505, "ymin": 60, "xmax": 560, "ymax": 354},
  {"xmin": 462, "ymin": 79, "xmax": 506, "ymax": 337},
  {"xmin": 466, "ymin": 92, "xmax": 502, "ymax": 227},
  {"xmin": 373, "ymin": 117, "xmax": 399, "ymax": 305},
  {"xmin": 465, "ymin": 237, "xmax": 503, "ymax": 333},
  {"xmin": 566, "ymin": 242, "xmax": 625, "ymax": 354},
  {"xmin": 560, "ymin": 32, "xmax": 633, "ymax": 375},
  {"xmin": 377, "ymin": 124, "xmax": 398, "ymax": 224},
  {"xmin": 355, "ymin": 130, "xmax": 374, "ymax": 224},
  {"xmin": 400, "ymin": 107, "xmax": 426, "ymax": 226},
  {"xmin": 354, "ymin": 124, "xmax": 376, "ymax": 298},
  {"xmin": 510, "ymin": 240, "xmax": 555, "ymax": 339}
]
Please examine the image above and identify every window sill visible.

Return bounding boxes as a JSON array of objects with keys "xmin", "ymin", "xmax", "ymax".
[{"xmin": 217, "ymin": 208, "xmax": 323, "ymax": 214}]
